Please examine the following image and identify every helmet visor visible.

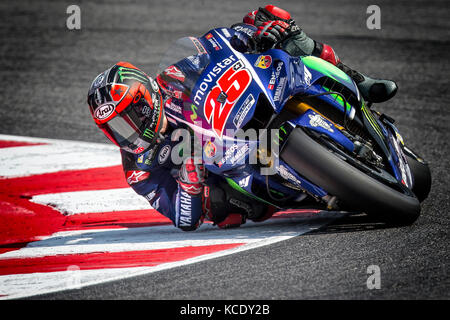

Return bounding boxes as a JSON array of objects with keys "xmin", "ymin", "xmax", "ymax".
[
  {"xmin": 99, "ymin": 94, "xmax": 163, "ymax": 154},
  {"xmin": 99, "ymin": 114, "xmax": 140, "ymax": 148}
]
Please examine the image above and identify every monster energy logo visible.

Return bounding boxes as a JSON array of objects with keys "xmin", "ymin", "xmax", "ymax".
[
  {"xmin": 117, "ymin": 67, "xmax": 148, "ymax": 83},
  {"xmin": 143, "ymin": 128, "xmax": 155, "ymax": 139},
  {"xmin": 273, "ymin": 125, "xmax": 288, "ymax": 146}
]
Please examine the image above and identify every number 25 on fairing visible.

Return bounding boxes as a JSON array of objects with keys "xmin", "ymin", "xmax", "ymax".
[{"xmin": 204, "ymin": 62, "xmax": 252, "ymax": 138}]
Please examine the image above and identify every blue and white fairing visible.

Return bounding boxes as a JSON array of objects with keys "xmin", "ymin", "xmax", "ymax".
[
  {"xmin": 158, "ymin": 27, "xmax": 331, "ymax": 202},
  {"xmin": 159, "ymin": 26, "xmax": 410, "ymax": 204}
]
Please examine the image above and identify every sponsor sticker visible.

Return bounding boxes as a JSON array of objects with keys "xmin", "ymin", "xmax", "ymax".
[
  {"xmin": 221, "ymin": 28, "xmax": 231, "ymax": 38},
  {"xmin": 94, "ymin": 103, "xmax": 115, "ymax": 120},
  {"xmin": 164, "ymin": 65, "xmax": 185, "ymax": 82},
  {"xmin": 193, "ymin": 54, "xmax": 237, "ymax": 107},
  {"xmin": 133, "ymin": 146, "xmax": 145, "ymax": 154},
  {"xmin": 150, "ymin": 78, "xmax": 160, "ymax": 92},
  {"xmin": 217, "ymin": 144, "xmax": 249, "ymax": 167},
  {"xmin": 238, "ymin": 175, "xmax": 251, "ymax": 188},
  {"xmin": 158, "ymin": 145, "xmax": 171, "ymax": 164},
  {"xmin": 190, "ymin": 36, "xmax": 207, "ymax": 54},
  {"xmin": 145, "ymin": 190, "xmax": 157, "ymax": 202},
  {"xmin": 206, "ymin": 33, "xmax": 222, "ymax": 51},
  {"xmin": 187, "ymin": 55, "xmax": 201, "ymax": 68},
  {"xmin": 126, "ymin": 170, "xmax": 150, "ymax": 185},
  {"xmin": 142, "ymin": 105, "xmax": 153, "ymax": 117},
  {"xmin": 268, "ymin": 72, "xmax": 276, "ymax": 90},
  {"xmin": 273, "ymin": 77, "xmax": 287, "ymax": 102},
  {"xmin": 144, "ymin": 147, "xmax": 157, "ymax": 165},
  {"xmin": 254, "ymin": 55, "xmax": 272, "ymax": 69},
  {"xmin": 110, "ymin": 84, "xmax": 129, "ymax": 102},
  {"xmin": 92, "ymin": 72, "xmax": 105, "ymax": 88},
  {"xmin": 303, "ymin": 65, "xmax": 312, "ymax": 86},
  {"xmin": 308, "ymin": 114, "xmax": 334, "ymax": 132},
  {"xmin": 277, "ymin": 165, "xmax": 302, "ymax": 187},
  {"xmin": 268, "ymin": 61, "xmax": 283, "ymax": 90},
  {"xmin": 204, "ymin": 140, "xmax": 217, "ymax": 158},
  {"xmin": 165, "ymin": 99, "xmax": 183, "ymax": 114},
  {"xmin": 233, "ymin": 25, "xmax": 255, "ymax": 37},
  {"xmin": 117, "ymin": 66, "xmax": 148, "ymax": 84},
  {"xmin": 178, "ymin": 191, "xmax": 193, "ymax": 226},
  {"xmin": 233, "ymin": 94, "xmax": 255, "ymax": 128}
]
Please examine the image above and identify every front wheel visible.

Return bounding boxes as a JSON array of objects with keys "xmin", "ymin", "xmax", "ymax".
[
  {"xmin": 280, "ymin": 128, "xmax": 421, "ymax": 225},
  {"xmin": 403, "ymin": 146, "xmax": 432, "ymax": 203}
]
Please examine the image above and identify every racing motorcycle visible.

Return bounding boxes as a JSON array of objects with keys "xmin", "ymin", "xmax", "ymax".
[{"xmin": 157, "ymin": 27, "xmax": 431, "ymax": 225}]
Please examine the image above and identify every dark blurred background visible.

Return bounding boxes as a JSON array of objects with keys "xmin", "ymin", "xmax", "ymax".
[{"xmin": 0, "ymin": 0, "xmax": 448, "ymax": 145}]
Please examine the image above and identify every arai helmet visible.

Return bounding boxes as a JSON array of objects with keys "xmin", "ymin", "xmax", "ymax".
[{"xmin": 87, "ymin": 62, "xmax": 164, "ymax": 154}]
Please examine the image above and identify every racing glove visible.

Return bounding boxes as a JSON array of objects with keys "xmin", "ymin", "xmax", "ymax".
[
  {"xmin": 177, "ymin": 157, "xmax": 206, "ymax": 196},
  {"xmin": 254, "ymin": 20, "xmax": 301, "ymax": 51}
]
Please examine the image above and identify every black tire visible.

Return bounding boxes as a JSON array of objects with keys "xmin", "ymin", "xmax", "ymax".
[
  {"xmin": 280, "ymin": 128, "xmax": 421, "ymax": 225},
  {"xmin": 404, "ymin": 147, "xmax": 432, "ymax": 203}
]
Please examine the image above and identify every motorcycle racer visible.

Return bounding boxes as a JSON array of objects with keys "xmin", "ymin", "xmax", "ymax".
[
  {"xmin": 87, "ymin": 62, "xmax": 273, "ymax": 231},
  {"xmin": 87, "ymin": 5, "xmax": 398, "ymax": 231}
]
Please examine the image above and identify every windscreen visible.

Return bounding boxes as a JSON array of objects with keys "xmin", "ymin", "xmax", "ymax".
[
  {"xmin": 158, "ymin": 36, "xmax": 209, "ymax": 74},
  {"xmin": 157, "ymin": 36, "xmax": 211, "ymax": 102}
]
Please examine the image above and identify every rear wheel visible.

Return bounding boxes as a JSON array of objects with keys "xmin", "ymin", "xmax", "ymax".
[{"xmin": 280, "ymin": 128, "xmax": 421, "ymax": 225}]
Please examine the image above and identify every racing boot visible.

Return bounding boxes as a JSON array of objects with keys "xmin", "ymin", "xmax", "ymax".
[
  {"xmin": 316, "ymin": 43, "xmax": 398, "ymax": 103},
  {"xmin": 250, "ymin": 205, "xmax": 277, "ymax": 222},
  {"xmin": 216, "ymin": 204, "xmax": 276, "ymax": 228},
  {"xmin": 217, "ymin": 213, "xmax": 246, "ymax": 229},
  {"xmin": 207, "ymin": 177, "xmax": 270, "ymax": 228},
  {"xmin": 207, "ymin": 183, "xmax": 247, "ymax": 229},
  {"xmin": 336, "ymin": 61, "xmax": 398, "ymax": 103}
]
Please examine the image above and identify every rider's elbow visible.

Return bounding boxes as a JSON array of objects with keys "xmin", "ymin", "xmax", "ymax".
[{"xmin": 177, "ymin": 217, "xmax": 204, "ymax": 232}]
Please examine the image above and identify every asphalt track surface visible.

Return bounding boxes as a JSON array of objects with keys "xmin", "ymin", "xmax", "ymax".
[{"xmin": 0, "ymin": 0, "xmax": 448, "ymax": 300}]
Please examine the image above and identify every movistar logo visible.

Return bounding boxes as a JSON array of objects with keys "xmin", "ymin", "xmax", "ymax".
[{"xmin": 117, "ymin": 67, "xmax": 148, "ymax": 84}]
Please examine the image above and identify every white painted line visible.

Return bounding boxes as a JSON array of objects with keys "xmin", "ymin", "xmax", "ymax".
[
  {"xmin": 1, "ymin": 212, "xmax": 332, "ymax": 259},
  {"xmin": 0, "ymin": 139, "xmax": 121, "ymax": 178},
  {"xmin": 0, "ymin": 134, "xmax": 348, "ymax": 300},
  {"xmin": 31, "ymin": 188, "xmax": 150, "ymax": 215},
  {"xmin": 0, "ymin": 134, "xmax": 114, "ymax": 148},
  {"xmin": 0, "ymin": 215, "xmax": 344, "ymax": 300}
]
